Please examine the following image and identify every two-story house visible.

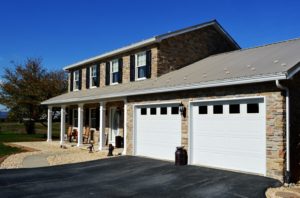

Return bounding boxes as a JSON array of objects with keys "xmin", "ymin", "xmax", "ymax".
[{"xmin": 42, "ymin": 20, "xmax": 300, "ymax": 183}]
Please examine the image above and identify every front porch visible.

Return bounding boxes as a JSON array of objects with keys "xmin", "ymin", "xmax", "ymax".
[{"xmin": 46, "ymin": 99, "xmax": 127, "ymax": 154}]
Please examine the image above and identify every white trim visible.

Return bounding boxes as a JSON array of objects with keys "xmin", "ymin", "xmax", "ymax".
[
  {"xmin": 122, "ymin": 99, "xmax": 127, "ymax": 155},
  {"xmin": 73, "ymin": 70, "xmax": 80, "ymax": 91},
  {"xmin": 109, "ymin": 107, "xmax": 120, "ymax": 145},
  {"xmin": 133, "ymin": 100, "xmax": 182, "ymax": 107},
  {"xmin": 60, "ymin": 105, "xmax": 66, "ymax": 145},
  {"xmin": 89, "ymin": 65, "xmax": 97, "ymax": 89},
  {"xmin": 110, "ymin": 59, "xmax": 119, "ymax": 85},
  {"xmin": 135, "ymin": 51, "xmax": 147, "ymax": 80},
  {"xmin": 188, "ymin": 96, "xmax": 267, "ymax": 176},
  {"xmin": 47, "ymin": 106, "xmax": 53, "ymax": 142}
]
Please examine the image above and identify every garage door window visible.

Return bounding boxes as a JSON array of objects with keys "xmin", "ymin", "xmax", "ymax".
[
  {"xmin": 229, "ymin": 104, "xmax": 240, "ymax": 114},
  {"xmin": 213, "ymin": 105, "xmax": 223, "ymax": 114},
  {"xmin": 199, "ymin": 106, "xmax": 208, "ymax": 114},
  {"xmin": 247, "ymin": 103, "xmax": 259, "ymax": 113},
  {"xmin": 160, "ymin": 107, "xmax": 167, "ymax": 115},
  {"xmin": 141, "ymin": 108, "xmax": 147, "ymax": 115},
  {"xmin": 150, "ymin": 108, "xmax": 156, "ymax": 115},
  {"xmin": 171, "ymin": 107, "xmax": 179, "ymax": 114}
]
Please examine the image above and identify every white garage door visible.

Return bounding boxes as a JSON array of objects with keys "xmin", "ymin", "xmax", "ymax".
[
  {"xmin": 135, "ymin": 104, "xmax": 181, "ymax": 161},
  {"xmin": 190, "ymin": 98, "xmax": 266, "ymax": 175}
]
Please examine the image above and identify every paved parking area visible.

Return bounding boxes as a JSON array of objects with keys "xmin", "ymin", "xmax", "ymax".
[{"xmin": 0, "ymin": 156, "xmax": 281, "ymax": 198}]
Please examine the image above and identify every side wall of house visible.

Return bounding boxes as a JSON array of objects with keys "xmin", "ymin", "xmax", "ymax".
[
  {"xmin": 125, "ymin": 82, "xmax": 286, "ymax": 181},
  {"xmin": 288, "ymin": 72, "xmax": 300, "ymax": 182},
  {"xmin": 157, "ymin": 26, "xmax": 237, "ymax": 76}
]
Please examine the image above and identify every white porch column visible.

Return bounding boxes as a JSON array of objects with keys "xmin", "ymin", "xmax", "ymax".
[
  {"xmin": 77, "ymin": 104, "xmax": 84, "ymax": 147},
  {"xmin": 60, "ymin": 105, "xmax": 66, "ymax": 145},
  {"xmin": 99, "ymin": 102, "xmax": 106, "ymax": 150},
  {"xmin": 47, "ymin": 106, "xmax": 53, "ymax": 142},
  {"xmin": 122, "ymin": 99, "xmax": 127, "ymax": 155}
]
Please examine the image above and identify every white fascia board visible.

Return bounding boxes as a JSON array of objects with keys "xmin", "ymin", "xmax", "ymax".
[
  {"xmin": 63, "ymin": 37, "xmax": 157, "ymax": 70},
  {"xmin": 42, "ymin": 73, "xmax": 287, "ymax": 105},
  {"xmin": 287, "ymin": 62, "xmax": 300, "ymax": 79}
]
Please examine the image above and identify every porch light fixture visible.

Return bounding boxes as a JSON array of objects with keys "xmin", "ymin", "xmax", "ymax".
[{"xmin": 179, "ymin": 102, "xmax": 186, "ymax": 117}]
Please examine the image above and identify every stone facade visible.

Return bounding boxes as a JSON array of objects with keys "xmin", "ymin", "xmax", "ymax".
[
  {"xmin": 125, "ymin": 82, "xmax": 286, "ymax": 181},
  {"xmin": 157, "ymin": 26, "xmax": 237, "ymax": 76}
]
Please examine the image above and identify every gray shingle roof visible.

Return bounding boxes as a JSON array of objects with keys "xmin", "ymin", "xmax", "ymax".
[{"xmin": 42, "ymin": 38, "xmax": 300, "ymax": 105}]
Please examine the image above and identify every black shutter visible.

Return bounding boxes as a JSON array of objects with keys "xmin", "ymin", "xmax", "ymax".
[
  {"xmin": 96, "ymin": 107, "xmax": 100, "ymax": 130},
  {"xmin": 130, "ymin": 55, "xmax": 135, "ymax": 81},
  {"xmin": 118, "ymin": 58, "xmax": 123, "ymax": 83},
  {"xmin": 78, "ymin": 69, "xmax": 82, "ymax": 90},
  {"xmin": 146, "ymin": 50, "xmax": 152, "ymax": 79},
  {"xmin": 85, "ymin": 108, "xmax": 89, "ymax": 126},
  {"xmin": 105, "ymin": 62, "xmax": 110, "ymax": 85},
  {"xmin": 86, "ymin": 66, "xmax": 90, "ymax": 89},
  {"xmin": 70, "ymin": 72, "xmax": 73, "ymax": 92},
  {"xmin": 69, "ymin": 108, "xmax": 73, "ymax": 125},
  {"xmin": 96, "ymin": 64, "xmax": 100, "ymax": 87}
]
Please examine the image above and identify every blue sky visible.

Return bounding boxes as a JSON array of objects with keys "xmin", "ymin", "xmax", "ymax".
[{"xmin": 0, "ymin": 0, "xmax": 300, "ymax": 109}]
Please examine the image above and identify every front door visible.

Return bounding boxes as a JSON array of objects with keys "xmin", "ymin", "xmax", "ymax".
[{"xmin": 110, "ymin": 107, "xmax": 119, "ymax": 146}]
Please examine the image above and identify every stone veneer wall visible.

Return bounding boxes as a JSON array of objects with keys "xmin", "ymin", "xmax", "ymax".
[
  {"xmin": 157, "ymin": 26, "xmax": 237, "ymax": 76},
  {"xmin": 125, "ymin": 82, "xmax": 286, "ymax": 181}
]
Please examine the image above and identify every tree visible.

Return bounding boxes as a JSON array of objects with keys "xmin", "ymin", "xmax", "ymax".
[{"xmin": 0, "ymin": 58, "xmax": 67, "ymax": 134}]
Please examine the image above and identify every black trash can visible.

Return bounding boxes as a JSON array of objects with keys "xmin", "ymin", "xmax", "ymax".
[
  {"xmin": 115, "ymin": 136, "xmax": 122, "ymax": 148},
  {"xmin": 175, "ymin": 146, "xmax": 188, "ymax": 166}
]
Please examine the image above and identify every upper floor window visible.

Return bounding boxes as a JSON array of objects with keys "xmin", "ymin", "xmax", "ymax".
[
  {"xmin": 90, "ymin": 65, "xmax": 97, "ymax": 88},
  {"xmin": 135, "ymin": 51, "xmax": 147, "ymax": 80},
  {"xmin": 111, "ymin": 59, "xmax": 119, "ymax": 84},
  {"xmin": 73, "ymin": 70, "xmax": 80, "ymax": 91}
]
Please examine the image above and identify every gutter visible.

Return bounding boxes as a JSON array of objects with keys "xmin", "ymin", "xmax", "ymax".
[{"xmin": 276, "ymin": 80, "xmax": 291, "ymax": 183}]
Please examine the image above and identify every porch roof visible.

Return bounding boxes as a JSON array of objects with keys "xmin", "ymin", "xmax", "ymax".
[{"xmin": 42, "ymin": 37, "xmax": 300, "ymax": 106}]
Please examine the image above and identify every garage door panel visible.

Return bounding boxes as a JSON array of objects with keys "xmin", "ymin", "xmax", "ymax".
[
  {"xmin": 135, "ymin": 105, "xmax": 181, "ymax": 161},
  {"xmin": 191, "ymin": 98, "xmax": 266, "ymax": 175}
]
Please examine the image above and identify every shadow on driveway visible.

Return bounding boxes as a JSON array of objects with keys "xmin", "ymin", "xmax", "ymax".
[{"xmin": 0, "ymin": 156, "xmax": 281, "ymax": 198}]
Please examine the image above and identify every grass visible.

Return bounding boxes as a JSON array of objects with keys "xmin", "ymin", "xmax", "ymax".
[{"xmin": 0, "ymin": 122, "xmax": 60, "ymax": 157}]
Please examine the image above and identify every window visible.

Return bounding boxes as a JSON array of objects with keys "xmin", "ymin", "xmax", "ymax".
[
  {"xmin": 74, "ymin": 70, "xmax": 79, "ymax": 90},
  {"xmin": 110, "ymin": 59, "xmax": 119, "ymax": 84},
  {"xmin": 229, "ymin": 104, "xmax": 240, "ymax": 114},
  {"xmin": 90, "ymin": 65, "xmax": 97, "ymax": 88},
  {"xmin": 90, "ymin": 109, "xmax": 97, "ymax": 128},
  {"xmin": 150, "ymin": 108, "xmax": 156, "ymax": 115},
  {"xmin": 135, "ymin": 51, "xmax": 146, "ymax": 79},
  {"xmin": 141, "ymin": 108, "xmax": 147, "ymax": 115},
  {"xmin": 213, "ymin": 105, "xmax": 223, "ymax": 114},
  {"xmin": 247, "ymin": 103, "xmax": 259, "ymax": 113},
  {"xmin": 199, "ymin": 106, "xmax": 208, "ymax": 114},
  {"xmin": 73, "ymin": 109, "xmax": 78, "ymax": 127},
  {"xmin": 160, "ymin": 107, "xmax": 167, "ymax": 115},
  {"xmin": 171, "ymin": 107, "xmax": 179, "ymax": 114}
]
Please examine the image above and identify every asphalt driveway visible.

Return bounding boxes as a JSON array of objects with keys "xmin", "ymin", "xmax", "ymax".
[{"xmin": 0, "ymin": 156, "xmax": 281, "ymax": 198}]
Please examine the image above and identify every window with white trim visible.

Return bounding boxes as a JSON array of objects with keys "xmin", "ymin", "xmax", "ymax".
[
  {"xmin": 73, "ymin": 70, "xmax": 79, "ymax": 90},
  {"xmin": 90, "ymin": 65, "xmax": 97, "ymax": 88},
  {"xmin": 73, "ymin": 109, "xmax": 78, "ymax": 127},
  {"xmin": 90, "ymin": 108, "xmax": 97, "ymax": 128},
  {"xmin": 135, "ymin": 51, "xmax": 146, "ymax": 80},
  {"xmin": 111, "ymin": 59, "xmax": 119, "ymax": 84}
]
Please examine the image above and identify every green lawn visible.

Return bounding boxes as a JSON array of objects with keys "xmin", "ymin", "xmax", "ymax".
[{"xmin": 0, "ymin": 122, "xmax": 60, "ymax": 157}]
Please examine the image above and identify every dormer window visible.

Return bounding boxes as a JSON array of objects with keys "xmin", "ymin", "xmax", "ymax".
[
  {"xmin": 111, "ymin": 59, "xmax": 119, "ymax": 84},
  {"xmin": 135, "ymin": 51, "xmax": 147, "ymax": 80},
  {"xmin": 73, "ymin": 70, "xmax": 80, "ymax": 91},
  {"xmin": 90, "ymin": 65, "xmax": 97, "ymax": 88}
]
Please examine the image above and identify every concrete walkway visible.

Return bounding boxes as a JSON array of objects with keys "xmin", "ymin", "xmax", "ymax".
[{"xmin": 22, "ymin": 154, "xmax": 50, "ymax": 168}]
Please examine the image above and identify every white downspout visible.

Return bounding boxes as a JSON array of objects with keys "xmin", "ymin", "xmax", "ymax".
[{"xmin": 276, "ymin": 80, "xmax": 290, "ymax": 183}]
